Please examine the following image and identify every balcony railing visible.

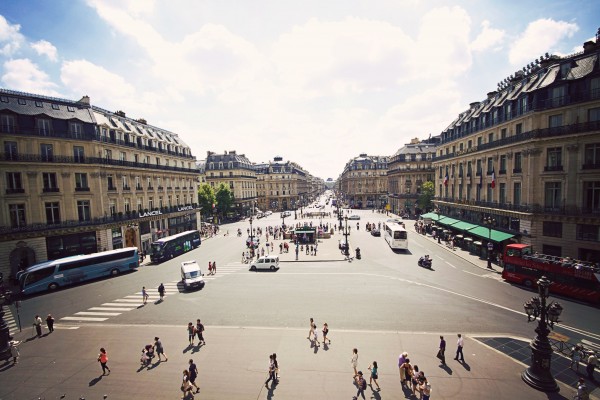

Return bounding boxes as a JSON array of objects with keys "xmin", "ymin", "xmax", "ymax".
[
  {"xmin": 582, "ymin": 163, "xmax": 600, "ymax": 170},
  {"xmin": 436, "ymin": 197, "xmax": 600, "ymax": 216},
  {"xmin": 543, "ymin": 165, "xmax": 564, "ymax": 172},
  {"xmin": 42, "ymin": 187, "xmax": 60, "ymax": 193},
  {"xmin": 123, "ymin": 186, "xmax": 131, "ymax": 191},
  {"xmin": 108, "ymin": 186, "xmax": 117, "ymax": 191},
  {"xmin": 6, "ymin": 188, "xmax": 25, "ymax": 194},
  {"xmin": 75, "ymin": 187, "xmax": 90, "ymax": 192},
  {"xmin": 498, "ymin": 169, "xmax": 507, "ymax": 175},
  {"xmin": 513, "ymin": 168, "xmax": 522, "ymax": 174}
]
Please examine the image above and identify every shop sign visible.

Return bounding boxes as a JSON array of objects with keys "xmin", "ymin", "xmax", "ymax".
[
  {"xmin": 178, "ymin": 205, "xmax": 194, "ymax": 212},
  {"xmin": 139, "ymin": 210, "xmax": 163, "ymax": 218}
]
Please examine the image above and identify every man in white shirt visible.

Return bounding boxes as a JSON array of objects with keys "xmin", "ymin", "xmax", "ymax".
[{"xmin": 454, "ymin": 333, "xmax": 464, "ymax": 362}]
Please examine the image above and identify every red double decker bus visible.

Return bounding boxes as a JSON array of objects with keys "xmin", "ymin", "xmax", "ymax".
[{"xmin": 501, "ymin": 244, "xmax": 600, "ymax": 303}]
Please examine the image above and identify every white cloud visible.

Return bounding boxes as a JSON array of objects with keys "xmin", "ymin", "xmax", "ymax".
[
  {"xmin": 1, "ymin": 58, "xmax": 60, "ymax": 95},
  {"xmin": 0, "ymin": 14, "xmax": 25, "ymax": 56},
  {"xmin": 31, "ymin": 39, "xmax": 58, "ymax": 62},
  {"xmin": 470, "ymin": 20, "xmax": 505, "ymax": 52},
  {"xmin": 509, "ymin": 18, "xmax": 579, "ymax": 65}
]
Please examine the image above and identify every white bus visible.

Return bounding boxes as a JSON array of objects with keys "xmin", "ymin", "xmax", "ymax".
[{"xmin": 384, "ymin": 222, "xmax": 408, "ymax": 250}]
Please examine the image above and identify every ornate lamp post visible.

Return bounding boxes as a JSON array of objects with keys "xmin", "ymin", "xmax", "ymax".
[
  {"xmin": 281, "ymin": 211, "xmax": 286, "ymax": 229},
  {"xmin": 343, "ymin": 215, "xmax": 350, "ymax": 258},
  {"xmin": 0, "ymin": 280, "xmax": 14, "ymax": 361},
  {"xmin": 522, "ymin": 276, "xmax": 563, "ymax": 392},
  {"xmin": 435, "ymin": 209, "xmax": 441, "ymax": 243},
  {"xmin": 249, "ymin": 215, "xmax": 255, "ymax": 257},
  {"xmin": 483, "ymin": 216, "xmax": 496, "ymax": 269}
]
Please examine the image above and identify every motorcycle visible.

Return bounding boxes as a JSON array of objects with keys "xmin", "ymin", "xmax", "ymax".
[
  {"xmin": 355, "ymin": 247, "xmax": 361, "ymax": 260},
  {"xmin": 418, "ymin": 256, "xmax": 432, "ymax": 269}
]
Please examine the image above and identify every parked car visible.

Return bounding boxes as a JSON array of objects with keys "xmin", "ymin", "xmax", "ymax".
[
  {"xmin": 250, "ymin": 255, "xmax": 280, "ymax": 271},
  {"xmin": 265, "ymin": 210, "xmax": 273, "ymax": 216},
  {"xmin": 348, "ymin": 215, "xmax": 360, "ymax": 220},
  {"xmin": 370, "ymin": 229, "xmax": 381, "ymax": 237}
]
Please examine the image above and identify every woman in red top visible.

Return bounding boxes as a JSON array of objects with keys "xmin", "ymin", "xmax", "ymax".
[{"xmin": 98, "ymin": 347, "xmax": 110, "ymax": 375}]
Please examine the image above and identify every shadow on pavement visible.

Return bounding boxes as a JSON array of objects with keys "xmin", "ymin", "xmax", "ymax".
[
  {"xmin": 439, "ymin": 363, "xmax": 453, "ymax": 375},
  {"xmin": 88, "ymin": 375, "xmax": 103, "ymax": 386}
]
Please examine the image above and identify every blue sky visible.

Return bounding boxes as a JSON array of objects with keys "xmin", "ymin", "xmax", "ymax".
[{"xmin": 1, "ymin": 0, "xmax": 598, "ymax": 179}]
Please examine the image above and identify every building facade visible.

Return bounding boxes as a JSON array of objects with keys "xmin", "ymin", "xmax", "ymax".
[
  {"xmin": 0, "ymin": 89, "xmax": 199, "ymax": 279},
  {"xmin": 255, "ymin": 156, "xmax": 309, "ymax": 212},
  {"xmin": 204, "ymin": 150, "xmax": 257, "ymax": 217},
  {"xmin": 432, "ymin": 34, "xmax": 600, "ymax": 260},
  {"xmin": 388, "ymin": 138, "xmax": 438, "ymax": 216},
  {"xmin": 338, "ymin": 154, "xmax": 388, "ymax": 209}
]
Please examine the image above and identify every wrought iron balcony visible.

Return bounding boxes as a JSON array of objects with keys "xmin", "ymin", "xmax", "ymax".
[
  {"xmin": 5, "ymin": 188, "xmax": 25, "ymax": 194},
  {"xmin": 543, "ymin": 165, "xmax": 564, "ymax": 172}
]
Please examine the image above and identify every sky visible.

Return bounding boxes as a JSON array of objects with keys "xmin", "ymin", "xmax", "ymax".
[{"xmin": 0, "ymin": 1, "xmax": 598, "ymax": 180}]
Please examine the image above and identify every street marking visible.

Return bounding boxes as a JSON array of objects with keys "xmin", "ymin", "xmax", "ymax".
[
  {"xmin": 463, "ymin": 270, "xmax": 485, "ymax": 277},
  {"xmin": 113, "ymin": 299, "xmax": 145, "ymax": 303},
  {"xmin": 446, "ymin": 262, "xmax": 457, "ymax": 269},
  {"xmin": 75, "ymin": 311, "xmax": 122, "ymax": 316},
  {"xmin": 438, "ymin": 256, "xmax": 445, "ymax": 261},
  {"xmin": 53, "ymin": 325, "xmax": 80, "ymax": 330},
  {"xmin": 102, "ymin": 302, "xmax": 138, "ymax": 307},
  {"xmin": 60, "ymin": 316, "xmax": 109, "ymax": 322},
  {"xmin": 89, "ymin": 307, "xmax": 135, "ymax": 312}
]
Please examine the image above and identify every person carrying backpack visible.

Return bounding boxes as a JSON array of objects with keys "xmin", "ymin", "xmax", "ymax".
[{"xmin": 353, "ymin": 371, "xmax": 366, "ymax": 400}]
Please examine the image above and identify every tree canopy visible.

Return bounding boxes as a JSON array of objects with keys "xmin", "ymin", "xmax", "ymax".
[
  {"xmin": 215, "ymin": 183, "xmax": 235, "ymax": 215},
  {"xmin": 197, "ymin": 183, "xmax": 216, "ymax": 216},
  {"xmin": 417, "ymin": 181, "xmax": 435, "ymax": 211}
]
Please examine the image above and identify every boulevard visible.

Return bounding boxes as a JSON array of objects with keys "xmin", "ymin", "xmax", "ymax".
[{"xmin": 1, "ymin": 204, "xmax": 599, "ymax": 399}]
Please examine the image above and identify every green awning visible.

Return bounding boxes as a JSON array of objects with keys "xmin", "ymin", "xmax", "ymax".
[
  {"xmin": 295, "ymin": 230, "xmax": 315, "ymax": 234},
  {"xmin": 438, "ymin": 217, "xmax": 460, "ymax": 226},
  {"xmin": 467, "ymin": 226, "xmax": 515, "ymax": 243},
  {"xmin": 420, "ymin": 212, "xmax": 442, "ymax": 221},
  {"xmin": 451, "ymin": 221, "xmax": 480, "ymax": 231}
]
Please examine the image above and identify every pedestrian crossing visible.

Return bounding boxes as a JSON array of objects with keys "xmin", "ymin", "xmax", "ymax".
[
  {"xmin": 59, "ymin": 263, "xmax": 248, "ymax": 325},
  {"xmin": 4, "ymin": 307, "xmax": 19, "ymax": 336}
]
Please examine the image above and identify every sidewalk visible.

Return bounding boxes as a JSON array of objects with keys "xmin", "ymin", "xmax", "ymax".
[{"xmin": 0, "ymin": 325, "xmax": 583, "ymax": 400}]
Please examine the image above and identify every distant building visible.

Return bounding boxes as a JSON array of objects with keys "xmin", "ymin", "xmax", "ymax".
[
  {"xmin": 338, "ymin": 154, "xmax": 388, "ymax": 208},
  {"xmin": 255, "ymin": 156, "xmax": 310, "ymax": 212},
  {"xmin": 432, "ymin": 31, "xmax": 600, "ymax": 260},
  {"xmin": 388, "ymin": 137, "xmax": 438, "ymax": 215},
  {"xmin": 0, "ymin": 89, "xmax": 199, "ymax": 279}
]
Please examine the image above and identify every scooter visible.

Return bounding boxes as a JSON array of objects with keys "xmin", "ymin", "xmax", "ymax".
[{"xmin": 418, "ymin": 256, "xmax": 432, "ymax": 269}]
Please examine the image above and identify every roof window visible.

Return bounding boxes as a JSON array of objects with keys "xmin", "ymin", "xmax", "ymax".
[
  {"xmin": 35, "ymin": 101, "xmax": 43, "ymax": 107},
  {"xmin": 51, "ymin": 104, "xmax": 60, "ymax": 110},
  {"xmin": 18, "ymin": 98, "xmax": 26, "ymax": 105},
  {"xmin": 67, "ymin": 106, "xmax": 75, "ymax": 112},
  {"xmin": 0, "ymin": 96, "xmax": 8, "ymax": 103}
]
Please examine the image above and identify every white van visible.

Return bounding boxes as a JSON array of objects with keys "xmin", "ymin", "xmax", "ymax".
[
  {"xmin": 180, "ymin": 260, "xmax": 205, "ymax": 290},
  {"xmin": 250, "ymin": 255, "xmax": 280, "ymax": 271}
]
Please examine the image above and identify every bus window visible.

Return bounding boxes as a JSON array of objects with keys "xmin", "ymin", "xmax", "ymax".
[{"xmin": 23, "ymin": 267, "xmax": 55, "ymax": 286}]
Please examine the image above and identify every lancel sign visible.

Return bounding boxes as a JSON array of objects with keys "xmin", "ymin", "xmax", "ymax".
[{"xmin": 139, "ymin": 210, "xmax": 163, "ymax": 218}]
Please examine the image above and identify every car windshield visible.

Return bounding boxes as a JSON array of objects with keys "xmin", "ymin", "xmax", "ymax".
[{"xmin": 185, "ymin": 271, "xmax": 200, "ymax": 279}]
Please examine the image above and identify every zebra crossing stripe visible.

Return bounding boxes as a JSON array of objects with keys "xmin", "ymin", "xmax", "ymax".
[
  {"xmin": 75, "ymin": 311, "xmax": 122, "ymax": 316},
  {"xmin": 60, "ymin": 316, "xmax": 108, "ymax": 322},
  {"xmin": 89, "ymin": 307, "xmax": 135, "ymax": 312}
]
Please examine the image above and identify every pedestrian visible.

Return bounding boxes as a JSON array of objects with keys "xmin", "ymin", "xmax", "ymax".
[
  {"xmin": 454, "ymin": 333, "xmax": 464, "ymax": 362},
  {"xmin": 153, "ymin": 336, "xmax": 168, "ymax": 362},
  {"xmin": 400, "ymin": 357, "xmax": 413, "ymax": 388},
  {"xmin": 398, "ymin": 352, "xmax": 408, "ymax": 383},
  {"xmin": 208, "ymin": 261, "xmax": 212, "ymax": 275},
  {"xmin": 196, "ymin": 319, "xmax": 205, "ymax": 345},
  {"xmin": 212, "ymin": 261, "xmax": 216, "ymax": 275},
  {"xmin": 307, "ymin": 317, "xmax": 314, "ymax": 340},
  {"xmin": 312, "ymin": 323, "xmax": 321, "ymax": 347},
  {"xmin": 570, "ymin": 344, "xmax": 583, "ymax": 371},
  {"xmin": 353, "ymin": 371, "xmax": 367, "ymax": 400},
  {"xmin": 420, "ymin": 376, "xmax": 432, "ymax": 400},
  {"xmin": 438, "ymin": 335, "xmax": 446, "ymax": 365},
  {"xmin": 265, "ymin": 354, "xmax": 277, "ymax": 388},
  {"xmin": 188, "ymin": 359, "xmax": 200, "ymax": 393},
  {"xmin": 586, "ymin": 351, "xmax": 597, "ymax": 380},
  {"xmin": 411, "ymin": 366, "xmax": 424, "ymax": 395},
  {"xmin": 181, "ymin": 369, "xmax": 194, "ymax": 399},
  {"xmin": 97, "ymin": 347, "xmax": 110, "ymax": 375},
  {"xmin": 45, "ymin": 314, "xmax": 55, "ymax": 333},
  {"xmin": 33, "ymin": 315, "xmax": 43, "ymax": 337},
  {"xmin": 322, "ymin": 323, "xmax": 331, "ymax": 345},
  {"xmin": 368, "ymin": 361, "xmax": 380, "ymax": 391},
  {"xmin": 158, "ymin": 283, "xmax": 165, "ymax": 301},
  {"xmin": 575, "ymin": 377, "xmax": 589, "ymax": 400},
  {"xmin": 272, "ymin": 353, "xmax": 280, "ymax": 381},
  {"xmin": 187, "ymin": 322, "xmax": 195, "ymax": 346},
  {"xmin": 9, "ymin": 340, "xmax": 20, "ymax": 364},
  {"xmin": 142, "ymin": 286, "xmax": 149, "ymax": 305},
  {"xmin": 351, "ymin": 348, "xmax": 359, "ymax": 377}
]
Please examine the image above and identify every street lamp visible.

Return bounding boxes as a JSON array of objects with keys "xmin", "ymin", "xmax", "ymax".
[
  {"xmin": 435, "ymin": 209, "xmax": 441, "ymax": 243},
  {"xmin": 484, "ymin": 216, "xmax": 496, "ymax": 269},
  {"xmin": 522, "ymin": 276, "xmax": 563, "ymax": 392},
  {"xmin": 249, "ymin": 215, "xmax": 255, "ymax": 257},
  {"xmin": 337, "ymin": 201, "xmax": 343, "ymax": 230},
  {"xmin": 0, "ymin": 280, "xmax": 14, "ymax": 361},
  {"xmin": 343, "ymin": 215, "xmax": 350, "ymax": 258}
]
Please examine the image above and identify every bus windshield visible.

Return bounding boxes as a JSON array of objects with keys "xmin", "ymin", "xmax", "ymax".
[
  {"xmin": 151, "ymin": 243, "xmax": 164, "ymax": 255},
  {"xmin": 22, "ymin": 267, "xmax": 55, "ymax": 288}
]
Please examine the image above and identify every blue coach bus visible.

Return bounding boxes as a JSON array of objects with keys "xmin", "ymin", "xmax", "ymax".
[
  {"xmin": 150, "ymin": 230, "xmax": 201, "ymax": 263},
  {"xmin": 17, "ymin": 247, "xmax": 139, "ymax": 295}
]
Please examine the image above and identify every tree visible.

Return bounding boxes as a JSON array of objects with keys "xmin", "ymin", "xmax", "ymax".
[
  {"xmin": 417, "ymin": 181, "xmax": 435, "ymax": 211},
  {"xmin": 197, "ymin": 183, "xmax": 216, "ymax": 218},
  {"xmin": 215, "ymin": 183, "xmax": 235, "ymax": 216}
]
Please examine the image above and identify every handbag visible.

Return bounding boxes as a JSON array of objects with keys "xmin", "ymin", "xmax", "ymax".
[{"xmin": 436, "ymin": 350, "xmax": 443, "ymax": 360}]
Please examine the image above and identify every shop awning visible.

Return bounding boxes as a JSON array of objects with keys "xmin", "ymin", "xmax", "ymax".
[
  {"xmin": 420, "ymin": 212, "xmax": 442, "ymax": 221},
  {"xmin": 295, "ymin": 229, "xmax": 315, "ymax": 234},
  {"xmin": 467, "ymin": 226, "xmax": 515, "ymax": 243},
  {"xmin": 438, "ymin": 217, "xmax": 460, "ymax": 226},
  {"xmin": 451, "ymin": 221, "xmax": 480, "ymax": 231}
]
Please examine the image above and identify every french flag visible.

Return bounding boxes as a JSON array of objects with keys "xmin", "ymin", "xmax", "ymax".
[
  {"xmin": 443, "ymin": 174, "xmax": 448, "ymax": 187},
  {"xmin": 491, "ymin": 168, "xmax": 496, "ymax": 189}
]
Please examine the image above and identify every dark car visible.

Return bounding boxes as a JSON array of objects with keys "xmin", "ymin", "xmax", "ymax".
[{"xmin": 371, "ymin": 229, "xmax": 381, "ymax": 237}]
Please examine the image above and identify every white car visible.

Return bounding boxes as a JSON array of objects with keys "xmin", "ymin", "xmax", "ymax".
[
  {"xmin": 250, "ymin": 255, "xmax": 280, "ymax": 271},
  {"xmin": 348, "ymin": 214, "xmax": 360, "ymax": 220}
]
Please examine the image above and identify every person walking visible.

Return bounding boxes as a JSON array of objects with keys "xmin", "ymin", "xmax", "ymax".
[
  {"xmin": 272, "ymin": 353, "xmax": 280, "ymax": 382},
  {"xmin": 188, "ymin": 359, "xmax": 200, "ymax": 393},
  {"xmin": 575, "ymin": 377, "xmax": 589, "ymax": 400},
  {"xmin": 45, "ymin": 314, "xmax": 55, "ymax": 333},
  {"xmin": 212, "ymin": 261, "xmax": 216, "ymax": 275},
  {"xmin": 265, "ymin": 354, "xmax": 277, "ymax": 388},
  {"xmin": 312, "ymin": 323, "xmax": 321, "ymax": 347},
  {"xmin": 97, "ymin": 347, "xmax": 110, "ymax": 375},
  {"xmin": 181, "ymin": 369, "xmax": 194, "ymax": 399},
  {"xmin": 368, "ymin": 361, "xmax": 380, "ymax": 391},
  {"xmin": 153, "ymin": 336, "xmax": 168, "ymax": 362},
  {"xmin": 187, "ymin": 322, "xmax": 195, "ymax": 346},
  {"xmin": 454, "ymin": 333, "xmax": 464, "ymax": 362},
  {"xmin": 586, "ymin": 351, "xmax": 597, "ymax": 380},
  {"xmin": 9, "ymin": 340, "xmax": 20, "ymax": 364},
  {"xmin": 353, "ymin": 371, "xmax": 367, "ymax": 400},
  {"xmin": 322, "ymin": 323, "xmax": 331, "ymax": 345},
  {"xmin": 438, "ymin": 335, "xmax": 446, "ymax": 365},
  {"xmin": 307, "ymin": 317, "xmax": 314, "ymax": 341},
  {"xmin": 398, "ymin": 352, "xmax": 408, "ymax": 383},
  {"xmin": 142, "ymin": 286, "xmax": 149, "ymax": 305},
  {"xmin": 351, "ymin": 348, "xmax": 359, "ymax": 377},
  {"xmin": 570, "ymin": 344, "xmax": 583, "ymax": 371},
  {"xmin": 196, "ymin": 319, "xmax": 205, "ymax": 345},
  {"xmin": 207, "ymin": 261, "xmax": 212, "ymax": 275},
  {"xmin": 33, "ymin": 315, "xmax": 43, "ymax": 337},
  {"xmin": 158, "ymin": 283, "xmax": 165, "ymax": 301},
  {"xmin": 400, "ymin": 357, "xmax": 413, "ymax": 388}
]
